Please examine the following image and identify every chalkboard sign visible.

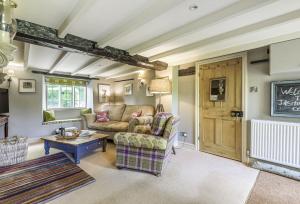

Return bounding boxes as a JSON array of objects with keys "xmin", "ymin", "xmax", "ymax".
[{"xmin": 271, "ymin": 80, "xmax": 300, "ymax": 117}]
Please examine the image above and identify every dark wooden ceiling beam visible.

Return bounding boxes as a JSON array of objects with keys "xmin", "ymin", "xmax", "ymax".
[{"xmin": 15, "ymin": 19, "xmax": 168, "ymax": 71}]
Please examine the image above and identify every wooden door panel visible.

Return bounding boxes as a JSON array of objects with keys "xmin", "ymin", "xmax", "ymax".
[
  {"xmin": 202, "ymin": 118, "xmax": 215, "ymax": 145},
  {"xmin": 200, "ymin": 57, "xmax": 242, "ymax": 161}
]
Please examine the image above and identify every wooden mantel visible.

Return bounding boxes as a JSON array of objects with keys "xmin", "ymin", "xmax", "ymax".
[
  {"xmin": 0, "ymin": 116, "xmax": 8, "ymax": 139},
  {"xmin": 14, "ymin": 19, "xmax": 168, "ymax": 71}
]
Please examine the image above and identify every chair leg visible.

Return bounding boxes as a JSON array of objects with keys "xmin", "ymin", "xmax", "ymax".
[{"xmin": 172, "ymin": 146, "xmax": 176, "ymax": 155}]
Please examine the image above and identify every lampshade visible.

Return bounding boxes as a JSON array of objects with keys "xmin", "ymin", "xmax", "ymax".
[{"xmin": 149, "ymin": 78, "xmax": 171, "ymax": 94}]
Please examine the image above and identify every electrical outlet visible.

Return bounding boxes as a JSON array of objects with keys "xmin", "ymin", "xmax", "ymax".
[{"xmin": 179, "ymin": 132, "xmax": 188, "ymax": 137}]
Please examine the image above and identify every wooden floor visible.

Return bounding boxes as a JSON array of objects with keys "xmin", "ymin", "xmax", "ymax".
[{"xmin": 247, "ymin": 171, "xmax": 300, "ymax": 204}]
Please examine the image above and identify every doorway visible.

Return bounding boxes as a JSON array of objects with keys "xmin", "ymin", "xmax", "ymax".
[{"xmin": 197, "ymin": 57, "xmax": 244, "ymax": 161}]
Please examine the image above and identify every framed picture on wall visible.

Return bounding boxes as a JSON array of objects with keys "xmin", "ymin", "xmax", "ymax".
[
  {"xmin": 98, "ymin": 84, "xmax": 111, "ymax": 103},
  {"xmin": 124, "ymin": 83, "xmax": 132, "ymax": 96},
  {"xmin": 19, "ymin": 79, "xmax": 36, "ymax": 93},
  {"xmin": 210, "ymin": 77, "xmax": 226, "ymax": 101}
]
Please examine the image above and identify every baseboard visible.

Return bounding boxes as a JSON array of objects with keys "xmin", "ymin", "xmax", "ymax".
[
  {"xmin": 251, "ymin": 160, "xmax": 300, "ymax": 181},
  {"xmin": 175, "ymin": 141, "xmax": 196, "ymax": 150}
]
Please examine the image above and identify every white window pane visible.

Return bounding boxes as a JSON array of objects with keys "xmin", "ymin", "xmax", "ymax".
[{"xmin": 47, "ymin": 85, "xmax": 60, "ymax": 109}]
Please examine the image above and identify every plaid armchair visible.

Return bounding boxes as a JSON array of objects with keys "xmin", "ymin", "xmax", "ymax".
[{"xmin": 114, "ymin": 114, "xmax": 180, "ymax": 176}]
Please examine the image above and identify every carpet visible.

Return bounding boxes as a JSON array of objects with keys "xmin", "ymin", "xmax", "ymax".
[
  {"xmin": 247, "ymin": 171, "xmax": 300, "ymax": 204},
  {"xmin": 0, "ymin": 152, "xmax": 95, "ymax": 204}
]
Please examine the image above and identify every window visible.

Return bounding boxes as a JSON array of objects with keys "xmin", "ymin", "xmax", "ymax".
[{"xmin": 46, "ymin": 79, "xmax": 87, "ymax": 109}]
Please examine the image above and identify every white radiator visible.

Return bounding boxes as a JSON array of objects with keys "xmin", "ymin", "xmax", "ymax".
[{"xmin": 251, "ymin": 119, "xmax": 300, "ymax": 169}]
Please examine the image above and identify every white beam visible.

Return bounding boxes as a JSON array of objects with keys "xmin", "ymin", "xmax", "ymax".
[
  {"xmin": 128, "ymin": 0, "xmax": 277, "ymax": 54},
  {"xmin": 97, "ymin": 65, "xmax": 137, "ymax": 78},
  {"xmin": 72, "ymin": 58, "xmax": 102, "ymax": 76},
  {"xmin": 23, "ymin": 43, "xmax": 30, "ymax": 70},
  {"xmin": 106, "ymin": 70, "xmax": 141, "ymax": 79},
  {"xmin": 97, "ymin": 0, "xmax": 183, "ymax": 47},
  {"xmin": 149, "ymin": 9, "xmax": 300, "ymax": 61},
  {"xmin": 58, "ymin": 0, "xmax": 97, "ymax": 38},
  {"xmin": 169, "ymin": 31, "xmax": 300, "ymax": 66},
  {"xmin": 49, "ymin": 52, "xmax": 71, "ymax": 73},
  {"xmin": 90, "ymin": 62, "xmax": 123, "ymax": 77}
]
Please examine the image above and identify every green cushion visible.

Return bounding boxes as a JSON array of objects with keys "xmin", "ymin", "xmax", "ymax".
[
  {"xmin": 114, "ymin": 132, "xmax": 168, "ymax": 150},
  {"xmin": 80, "ymin": 108, "xmax": 92, "ymax": 115},
  {"xmin": 43, "ymin": 110, "xmax": 56, "ymax": 122}
]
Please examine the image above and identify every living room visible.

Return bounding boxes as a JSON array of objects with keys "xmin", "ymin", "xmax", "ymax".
[{"xmin": 1, "ymin": 0, "xmax": 300, "ymax": 204}]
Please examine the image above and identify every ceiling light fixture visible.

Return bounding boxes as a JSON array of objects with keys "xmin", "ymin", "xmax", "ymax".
[{"xmin": 189, "ymin": 4, "xmax": 198, "ymax": 11}]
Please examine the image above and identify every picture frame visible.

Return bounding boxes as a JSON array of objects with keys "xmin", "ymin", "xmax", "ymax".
[
  {"xmin": 271, "ymin": 80, "xmax": 300, "ymax": 118},
  {"xmin": 209, "ymin": 77, "xmax": 226, "ymax": 102},
  {"xmin": 98, "ymin": 84, "xmax": 111, "ymax": 103},
  {"xmin": 19, "ymin": 79, "xmax": 36, "ymax": 93},
  {"xmin": 124, "ymin": 83, "xmax": 132, "ymax": 96},
  {"xmin": 146, "ymin": 84, "xmax": 154, "ymax": 96}
]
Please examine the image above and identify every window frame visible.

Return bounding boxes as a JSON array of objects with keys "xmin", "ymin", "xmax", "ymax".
[{"xmin": 46, "ymin": 83, "xmax": 87, "ymax": 110}]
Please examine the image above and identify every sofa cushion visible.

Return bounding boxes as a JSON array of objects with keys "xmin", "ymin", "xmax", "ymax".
[
  {"xmin": 151, "ymin": 112, "xmax": 173, "ymax": 136},
  {"xmin": 89, "ymin": 121, "xmax": 129, "ymax": 132},
  {"xmin": 114, "ymin": 132, "xmax": 168, "ymax": 150},
  {"xmin": 102, "ymin": 104, "xmax": 126, "ymax": 121},
  {"xmin": 96, "ymin": 111, "xmax": 109, "ymax": 122},
  {"xmin": 140, "ymin": 106, "xmax": 155, "ymax": 117},
  {"xmin": 121, "ymin": 105, "xmax": 154, "ymax": 122}
]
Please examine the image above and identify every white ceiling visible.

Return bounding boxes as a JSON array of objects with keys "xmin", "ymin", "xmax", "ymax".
[{"xmin": 11, "ymin": 0, "xmax": 300, "ymax": 78}]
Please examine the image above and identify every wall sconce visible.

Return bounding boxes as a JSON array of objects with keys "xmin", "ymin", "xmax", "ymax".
[
  {"xmin": 138, "ymin": 70, "xmax": 146, "ymax": 88},
  {"xmin": 6, "ymin": 68, "xmax": 14, "ymax": 88}
]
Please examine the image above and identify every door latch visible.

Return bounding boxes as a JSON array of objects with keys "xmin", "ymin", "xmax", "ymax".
[{"xmin": 231, "ymin": 111, "xmax": 244, "ymax": 118}]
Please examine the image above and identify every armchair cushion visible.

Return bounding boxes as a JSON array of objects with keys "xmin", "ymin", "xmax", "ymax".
[
  {"xmin": 133, "ymin": 125, "xmax": 151, "ymax": 134},
  {"xmin": 128, "ymin": 116, "xmax": 153, "ymax": 132},
  {"xmin": 114, "ymin": 132, "xmax": 168, "ymax": 150},
  {"xmin": 151, "ymin": 112, "xmax": 173, "ymax": 136}
]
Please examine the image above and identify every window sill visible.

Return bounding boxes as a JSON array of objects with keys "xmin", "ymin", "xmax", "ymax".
[
  {"xmin": 46, "ymin": 108, "xmax": 87, "ymax": 111},
  {"xmin": 42, "ymin": 118, "xmax": 82, "ymax": 125}
]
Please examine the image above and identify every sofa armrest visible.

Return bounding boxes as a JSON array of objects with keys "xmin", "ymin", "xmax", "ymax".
[
  {"xmin": 83, "ymin": 113, "xmax": 96, "ymax": 127},
  {"xmin": 128, "ymin": 116, "xmax": 153, "ymax": 132}
]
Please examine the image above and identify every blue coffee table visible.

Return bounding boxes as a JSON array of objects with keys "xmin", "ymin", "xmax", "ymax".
[{"xmin": 41, "ymin": 134, "xmax": 108, "ymax": 164}]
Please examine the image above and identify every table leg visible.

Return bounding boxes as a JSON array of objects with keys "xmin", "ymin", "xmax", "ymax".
[
  {"xmin": 74, "ymin": 148, "xmax": 80, "ymax": 164},
  {"xmin": 4, "ymin": 122, "xmax": 8, "ymax": 139},
  {"xmin": 102, "ymin": 138, "xmax": 107, "ymax": 152},
  {"xmin": 44, "ymin": 141, "xmax": 50, "ymax": 155}
]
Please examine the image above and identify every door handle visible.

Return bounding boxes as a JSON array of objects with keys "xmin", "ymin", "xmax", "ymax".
[{"xmin": 231, "ymin": 111, "xmax": 243, "ymax": 118}]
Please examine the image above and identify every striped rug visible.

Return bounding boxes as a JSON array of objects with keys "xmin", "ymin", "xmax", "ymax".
[{"xmin": 0, "ymin": 152, "xmax": 95, "ymax": 204}]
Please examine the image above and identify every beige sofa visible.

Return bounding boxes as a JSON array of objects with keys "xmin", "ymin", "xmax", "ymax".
[{"xmin": 83, "ymin": 104, "xmax": 155, "ymax": 139}]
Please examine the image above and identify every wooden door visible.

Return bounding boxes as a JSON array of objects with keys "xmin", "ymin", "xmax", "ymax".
[{"xmin": 199, "ymin": 57, "xmax": 242, "ymax": 161}]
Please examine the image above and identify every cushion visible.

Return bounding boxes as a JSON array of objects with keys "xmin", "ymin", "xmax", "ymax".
[
  {"xmin": 131, "ymin": 110, "xmax": 142, "ymax": 118},
  {"xmin": 133, "ymin": 125, "xmax": 151, "ymax": 134},
  {"xmin": 139, "ymin": 106, "xmax": 155, "ymax": 116},
  {"xmin": 80, "ymin": 108, "xmax": 92, "ymax": 115},
  {"xmin": 114, "ymin": 132, "xmax": 168, "ymax": 150},
  {"xmin": 88, "ymin": 121, "xmax": 129, "ymax": 132},
  {"xmin": 121, "ymin": 105, "xmax": 140, "ymax": 122},
  {"xmin": 102, "ymin": 104, "xmax": 126, "ymax": 121},
  {"xmin": 151, "ymin": 112, "xmax": 173, "ymax": 136},
  {"xmin": 96, "ymin": 111, "xmax": 109, "ymax": 122},
  {"xmin": 43, "ymin": 110, "xmax": 55, "ymax": 122}
]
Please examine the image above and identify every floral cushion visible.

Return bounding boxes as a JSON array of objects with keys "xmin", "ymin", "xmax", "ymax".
[
  {"xmin": 151, "ymin": 112, "xmax": 173, "ymax": 136},
  {"xmin": 114, "ymin": 132, "xmax": 168, "ymax": 150},
  {"xmin": 131, "ymin": 110, "xmax": 142, "ymax": 118},
  {"xmin": 96, "ymin": 111, "xmax": 109, "ymax": 122}
]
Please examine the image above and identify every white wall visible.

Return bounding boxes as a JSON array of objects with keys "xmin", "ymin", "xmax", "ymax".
[
  {"xmin": 247, "ymin": 46, "xmax": 300, "ymax": 123},
  {"xmin": 270, "ymin": 38, "xmax": 300, "ymax": 75},
  {"xmin": 0, "ymin": 69, "xmax": 94, "ymax": 139}
]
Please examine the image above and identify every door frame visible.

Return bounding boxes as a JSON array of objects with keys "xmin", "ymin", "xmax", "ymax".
[{"xmin": 195, "ymin": 52, "xmax": 248, "ymax": 163}]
